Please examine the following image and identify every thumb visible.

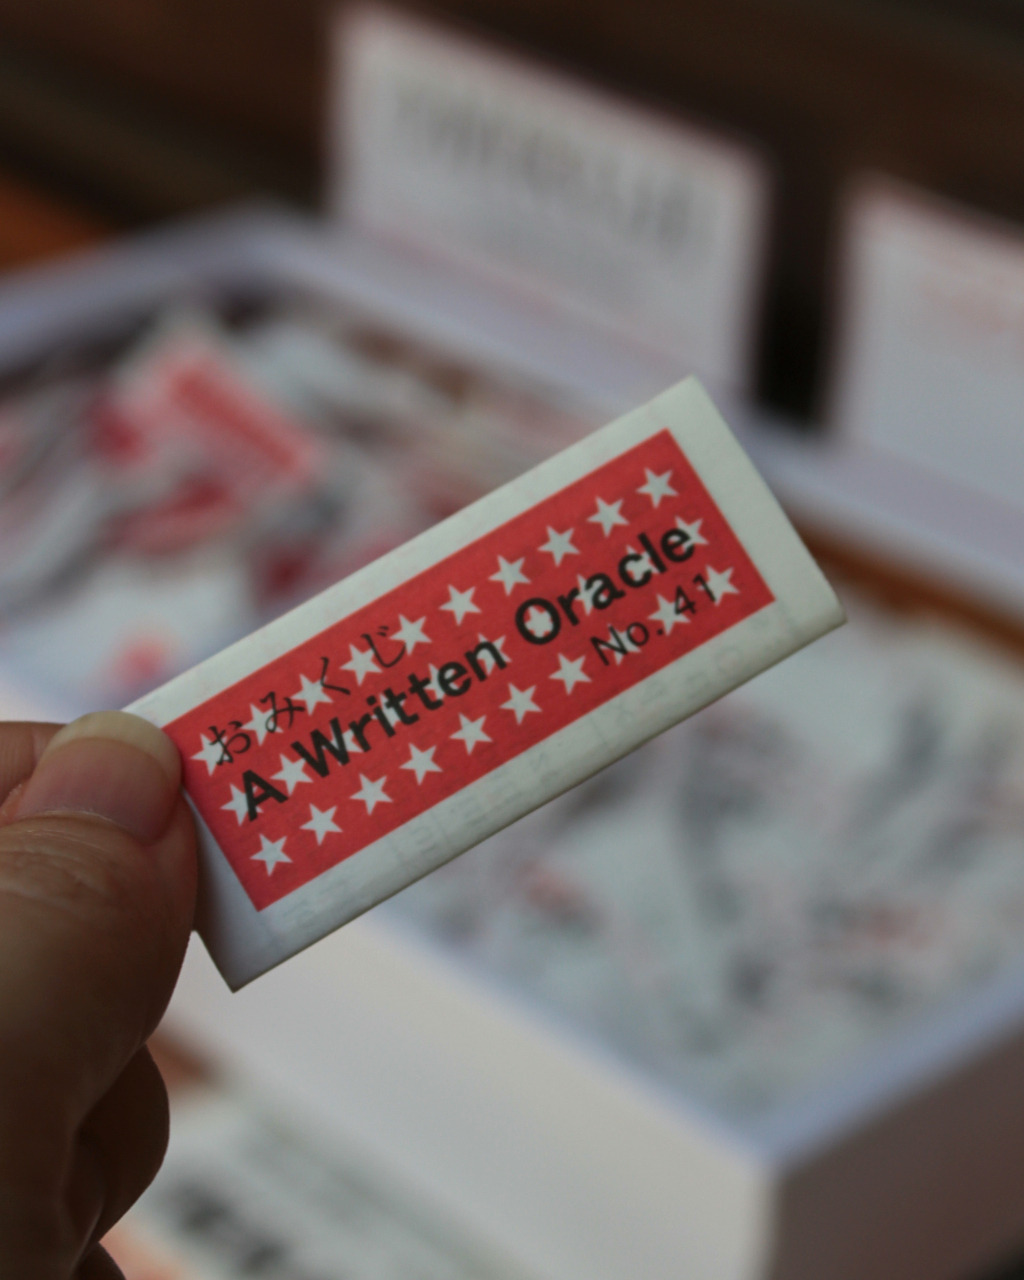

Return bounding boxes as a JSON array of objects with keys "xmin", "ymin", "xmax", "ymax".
[{"xmin": 0, "ymin": 708, "xmax": 197, "ymax": 1125}]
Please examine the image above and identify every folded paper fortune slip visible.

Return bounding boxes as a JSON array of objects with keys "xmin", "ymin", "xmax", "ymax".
[{"xmin": 129, "ymin": 379, "xmax": 844, "ymax": 988}]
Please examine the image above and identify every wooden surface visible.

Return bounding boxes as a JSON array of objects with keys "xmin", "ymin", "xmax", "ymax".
[{"xmin": 0, "ymin": 170, "xmax": 107, "ymax": 270}]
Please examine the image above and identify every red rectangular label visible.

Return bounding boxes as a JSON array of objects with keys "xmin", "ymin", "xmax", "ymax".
[{"xmin": 167, "ymin": 430, "xmax": 773, "ymax": 908}]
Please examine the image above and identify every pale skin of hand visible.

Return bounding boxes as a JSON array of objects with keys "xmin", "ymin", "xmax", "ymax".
[{"xmin": 0, "ymin": 712, "xmax": 197, "ymax": 1280}]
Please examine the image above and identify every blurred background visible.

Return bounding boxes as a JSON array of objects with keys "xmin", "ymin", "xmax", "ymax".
[
  {"xmin": 2, "ymin": 2, "xmax": 1024, "ymax": 1278},
  {"xmin": 1, "ymin": 0, "xmax": 1023, "ymax": 414}
]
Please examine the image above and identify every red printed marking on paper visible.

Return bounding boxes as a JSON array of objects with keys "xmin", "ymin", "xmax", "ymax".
[
  {"xmin": 167, "ymin": 431, "xmax": 773, "ymax": 909},
  {"xmin": 97, "ymin": 334, "xmax": 320, "ymax": 489}
]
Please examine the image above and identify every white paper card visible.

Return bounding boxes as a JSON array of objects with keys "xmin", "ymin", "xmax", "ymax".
[
  {"xmin": 830, "ymin": 179, "xmax": 1024, "ymax": 511},
  {"xmin": 331, "ymin": 5, "xmax": 769, "ymax": 392},
  {"xmin": 129, "ymin": 380, "xmax": 841, "ymax": 989}
]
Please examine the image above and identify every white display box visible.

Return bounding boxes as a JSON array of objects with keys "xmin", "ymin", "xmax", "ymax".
[{"xmin": 3, "ymin": 209, "xmax": 1024, "ymax": 1280}]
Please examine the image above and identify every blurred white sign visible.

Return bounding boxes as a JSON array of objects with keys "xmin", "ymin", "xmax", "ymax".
[
  {"xmin": 332, "ymin": 5, "xmax": 769, "ymax": 394},
  {"xmin": 831, "ymin": 180, "xmax": 1024, "ymax": 510}
]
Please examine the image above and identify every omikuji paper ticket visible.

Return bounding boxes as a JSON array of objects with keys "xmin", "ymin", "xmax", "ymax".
[{"xmin": 129, "ymin": 379, "xmax": 844, "ymax": 987}]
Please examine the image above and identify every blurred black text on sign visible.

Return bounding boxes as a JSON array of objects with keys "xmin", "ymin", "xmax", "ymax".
[{"xmin": 332, "ymin": 5, "xmax": 770, "ymax": 395}]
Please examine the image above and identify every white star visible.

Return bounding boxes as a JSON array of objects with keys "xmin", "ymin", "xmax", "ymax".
[
  {"xmin": 221, "ymin": 785, "xmax": 250, "ymax": 826},
  {"xmin": 575, "ymin": 574, "xmax": 598, "ymax": 615},
  {"xmin": 649, "ymin": 593, "xmax": 690, "ymax": 635},
  {"xmin": 501, "ymin": 683, "xmax": 540, "ymax": 724},
  {"xmin": 704, "ymin": 564, "xmax": 740, "ymax": 604},
  {"xmin": 489, "ymin": 555, "xmax": 530, "ymax": 595},
  {"xmin": 440, "ymin": 584, "xmax": 481, "ymax": 626},
  {"xmin": 343, "ymin": 728, "xmax": 364, "ymax": 754},
  {"xmin": 623, "ymin": 544, "xmax": 656, "ymax": 580},
  {"xmin": 292, "ymin": 671, "xmax": 333, "ymax": 713},
  {"xmin": 401, "ymin": 743, "xmax": 442, "ymax": 784},
  {"xmin": 342, "ymin": 643, "xmax": 380, "ymax": 685},
  {"xmin": 393, "ymin": 614, "xmax": 431, "ymax": 653},
  {"xmin": 243, "ymin": 703, "xmax": 277, "ymax": 746},
  {"xmin": 252, "ymin": 834, "xmax": 290, "ymax": 874},
  {"xmin": 426, "ymin": 665, "xmax": 447, "ymax": 702},
  {"xmin": 301, "ymin": 804, "xmax": 341, "ymax": 846},
  {"xmin": 588, "ymin": 497, "xmax": 629, "ymax": 537},
  {"xmin": 539, "ymin": 526, "xmax": 579, "ymax": 566},
  {"xmin": 637, "ymin": 468, "xmax": 677, "ymax": 507},
  {"xmin": 522, "ymin": 604, "xmax": 558, "ymax": 640},
  {"xmin": 451, "ymin": 714, "xmax": 492, "ymax": 754},
  {"xmin": 351, "ymin": 774, "xmax": 391, "ymax": 814},
  {"xmin": 550, "ymin": 653, "xmax": 591, "ymax": 694},
  {"xmin": 272, "ymin": 753, "xmax": 311, "ymax": 795},
  {"xmin": 474, "ymin": 632, "xmax": 510, "ymax": 674},
  {"xmin": 676, "ymin": 516, "xmax": 709, "ymax": 549},
  {"xmin": 192, "ymin": 734, "xmax": 225, "ymax": 776}
]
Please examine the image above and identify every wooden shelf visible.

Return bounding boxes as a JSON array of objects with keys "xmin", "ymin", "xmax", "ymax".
[{"xmin": 0, "ymin": 169, "xmax": 107, "ymax": 270}]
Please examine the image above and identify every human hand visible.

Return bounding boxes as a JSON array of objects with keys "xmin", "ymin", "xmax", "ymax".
[{"xmin": 0, "ymin": 712, "xmax": 197, "ymax": 1279}]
